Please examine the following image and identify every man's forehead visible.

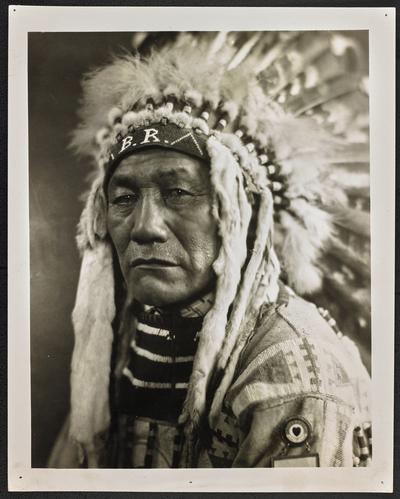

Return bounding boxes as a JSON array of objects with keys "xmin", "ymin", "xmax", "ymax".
[{"xmin": 108, "ymin": 149, "xmax": 209, "ymax": 185}]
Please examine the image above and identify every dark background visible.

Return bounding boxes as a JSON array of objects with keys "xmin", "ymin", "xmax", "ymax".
[{"xmin": 29, "ymin": 32, "xmax": 139, "ymax": 468}]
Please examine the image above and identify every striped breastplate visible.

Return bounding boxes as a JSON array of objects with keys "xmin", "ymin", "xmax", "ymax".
[{"xmin": 118, "ymin": 311, "xmax": 203, "ymax": 423}]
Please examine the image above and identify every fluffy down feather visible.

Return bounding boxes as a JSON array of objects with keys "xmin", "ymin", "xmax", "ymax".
[{"xmin": 279, "ymin": 211, "xmax": 325, "ymax": 294}]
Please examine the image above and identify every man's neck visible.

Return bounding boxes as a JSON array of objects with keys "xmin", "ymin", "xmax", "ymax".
[{"xmin": 142, "ymin": 290, "xmax": 215, "ymax": 319}]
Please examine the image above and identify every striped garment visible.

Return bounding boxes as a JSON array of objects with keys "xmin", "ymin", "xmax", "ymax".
[{"xmin": 118, "ymin": 296, "xmax": 212, "ymax": 423}]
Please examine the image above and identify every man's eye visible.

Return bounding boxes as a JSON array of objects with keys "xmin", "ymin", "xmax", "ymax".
[
  {"xmin": 111, "ymin": 194, "xmax": 137, "ymax": 206},
  {"xmin": 164, "ymin": 188, "xmax": 192, "ymax": 199}
]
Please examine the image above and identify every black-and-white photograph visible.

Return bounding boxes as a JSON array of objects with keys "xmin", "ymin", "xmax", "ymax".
[
  {"xmin": 29, "ymin": 29, "xmax": 372, "ymax": 469},
  {"xmin": 8, "ymin": 5, "xmax": 395, "ymax": 493}
]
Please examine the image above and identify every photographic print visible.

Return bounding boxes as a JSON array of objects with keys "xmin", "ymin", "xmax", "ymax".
[{"xmin": 8, "ymin": 6, "xmax": 395, "ymax": 492}]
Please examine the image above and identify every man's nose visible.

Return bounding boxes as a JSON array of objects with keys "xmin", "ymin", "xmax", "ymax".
[{"xmin": 130, "ymin": 193, "xmax": 168, "ymax": 244}]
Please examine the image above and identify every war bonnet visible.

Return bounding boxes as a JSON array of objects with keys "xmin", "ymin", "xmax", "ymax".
[{"xmin": 68, "ymin": 32, "xmax": 370, "ymax": 464}]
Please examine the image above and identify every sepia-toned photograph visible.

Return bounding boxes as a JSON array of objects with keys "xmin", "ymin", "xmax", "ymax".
[
  {"xmin": 30, "ymin": 29, "xmax": 372, "ymax": 469},
  {"xmin": 8, "ymin": 5, "xmax": 395, "ymax": 493}
]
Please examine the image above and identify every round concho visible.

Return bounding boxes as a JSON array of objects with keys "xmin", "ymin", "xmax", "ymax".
[{"xmin": 282, "ymin": 417, "xmax": 311, "ymax": 446}]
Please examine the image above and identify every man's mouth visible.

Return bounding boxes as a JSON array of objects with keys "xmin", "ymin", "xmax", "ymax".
[{"xmin": 130, "ymin": 258, "xmax": 178, "ymax": 268}]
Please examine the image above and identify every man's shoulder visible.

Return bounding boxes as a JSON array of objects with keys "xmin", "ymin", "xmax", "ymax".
[
  {"xmin": 240, "ymin": 285, "xmax": 339, "ymax": 365},
  {"xmin": 225, "ymin": 284, "xmax": 370, "ymax": 420}
]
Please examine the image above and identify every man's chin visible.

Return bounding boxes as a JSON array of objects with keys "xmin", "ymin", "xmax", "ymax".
[
  {"xmin": 129, "ymin": 288, "xmax": 188, "ymax": 308},
  {"xmin": 125, "ymin": 269, "xmax": 215, "ymax": 308},
  {"xmin": 126, "ymin": 277, "xmax": 189, "ymax": 307}
]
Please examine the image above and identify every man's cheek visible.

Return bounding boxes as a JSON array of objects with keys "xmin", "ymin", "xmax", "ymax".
[{"xmin": 190, "ymin": 245, "xmax": 217, "ymax": 274}]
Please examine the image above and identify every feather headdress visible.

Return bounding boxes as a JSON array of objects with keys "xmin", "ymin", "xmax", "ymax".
[{"xmin": 69, "ymin": 31, "xmax": 370, "ymax": 465}]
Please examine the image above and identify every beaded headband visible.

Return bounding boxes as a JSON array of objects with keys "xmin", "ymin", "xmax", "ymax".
[{"xmin": 98, "ymin": 98, "xmax": 289, "ymax": 210}]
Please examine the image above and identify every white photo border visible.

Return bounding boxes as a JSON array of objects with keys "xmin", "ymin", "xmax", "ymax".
[{"xmin": 8, "ymin": 5, "xmax": 395, "ymax": 492}]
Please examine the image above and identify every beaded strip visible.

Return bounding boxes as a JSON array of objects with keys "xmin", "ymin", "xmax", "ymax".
[{"xmin": 317, "ymin": 306, "xmax": 344, "ymax": 338}]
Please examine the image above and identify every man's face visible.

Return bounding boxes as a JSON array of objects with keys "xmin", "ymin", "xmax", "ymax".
[{"xmin": 107, "ymin": 149, "xmax": 219, "ymax": 307}]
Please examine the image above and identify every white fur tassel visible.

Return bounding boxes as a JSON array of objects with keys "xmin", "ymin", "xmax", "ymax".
[
  {"xmin": 69, "ymin": 240, "xmax": 115, "ymax": 466},
  {"xmin": 209, "ymin": 188, "xmax": 279, "ymax": 425},
  {"xmin": 76, "ymin": 176, "xmax": 107, "ymax": 252},
  {"xmin": 179, "ymin": 136, "xmax": 252, "ymax": 429},
  {"xmin": 217, "ymin": 188, "xmax": 274, "ymax": 371}
]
